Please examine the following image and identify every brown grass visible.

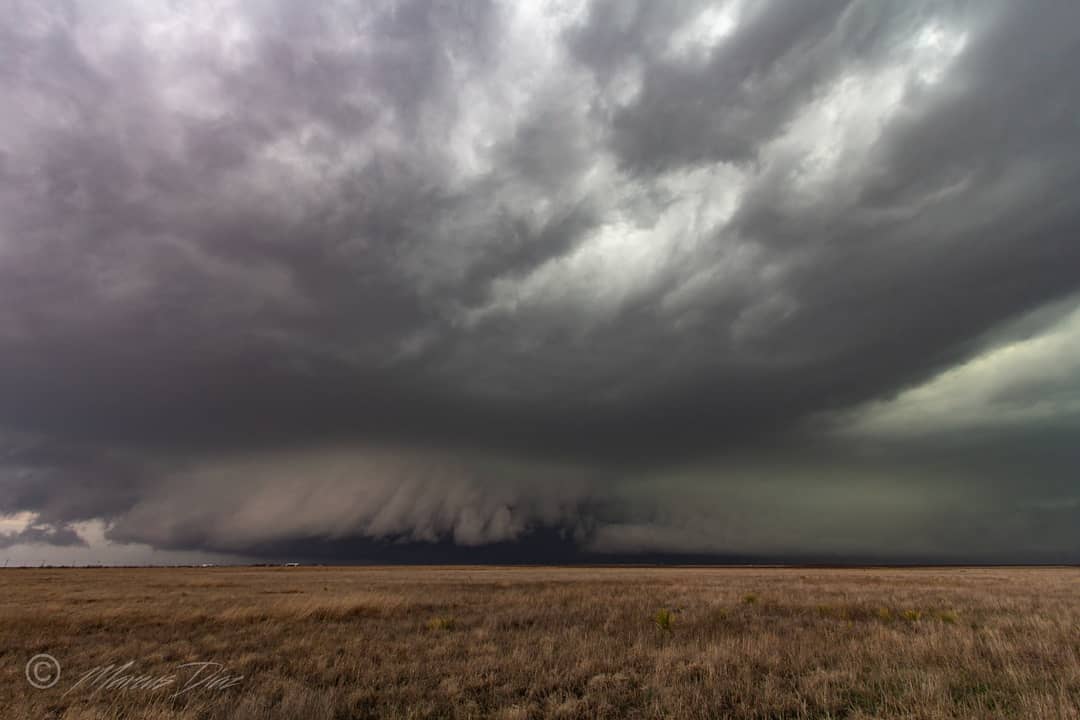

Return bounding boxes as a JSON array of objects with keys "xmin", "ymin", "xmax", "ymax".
[{"xmin": 1, "ymin": 566, "xmax": 1078, "ymax": 719}]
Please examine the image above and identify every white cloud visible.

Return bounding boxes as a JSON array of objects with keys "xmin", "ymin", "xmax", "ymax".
[
  {"xmin": 666, "ymin": 2, "xmax": 742, "ymax": 64},
  {"xmin": 465, "ymin": 160, "xmax": 747, "ymax": 329}
]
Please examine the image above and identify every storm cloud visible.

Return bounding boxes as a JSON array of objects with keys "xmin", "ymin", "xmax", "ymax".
[{"xmin": 1, "ymin": 0, "xmax": 1079, "ymax": 563}]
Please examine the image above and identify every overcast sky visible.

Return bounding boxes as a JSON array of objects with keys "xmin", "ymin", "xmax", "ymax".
[{"xmin": 2, "ymin": 0, "xmax": 1079, "ymax": 565}]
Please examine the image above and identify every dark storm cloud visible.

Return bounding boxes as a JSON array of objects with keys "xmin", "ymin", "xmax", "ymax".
[
  {"xmin": 1, "ymin": 0, "xmax": 1079, "ymax": 562},
  {"xmin": 570, "ymin": 0, "xmax": 858, "ymax": 169}
]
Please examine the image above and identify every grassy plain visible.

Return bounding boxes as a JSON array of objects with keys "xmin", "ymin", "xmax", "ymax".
[{"xmin": 1, "ymin": 566, "xmax": 1078, "ymax": 719}]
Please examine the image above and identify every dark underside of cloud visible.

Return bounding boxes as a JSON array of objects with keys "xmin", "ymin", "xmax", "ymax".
[{"xmin": 1, "ymin": 0, "xmax": 1079, "ymax": 564}]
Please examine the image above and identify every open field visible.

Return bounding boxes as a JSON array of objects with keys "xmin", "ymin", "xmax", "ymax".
[{"xmin": 1, "ymin": 566, "xmax": 1078, "ymax": 719}]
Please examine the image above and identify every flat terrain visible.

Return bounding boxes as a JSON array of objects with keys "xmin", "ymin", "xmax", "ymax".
[{"xmin": 1, "ymin": 566, "xmax": 1078, "ymax": 719}]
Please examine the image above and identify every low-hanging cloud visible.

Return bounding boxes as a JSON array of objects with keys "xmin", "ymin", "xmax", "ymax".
[{"xmin": 1, "ymin": 0, "xmax": 1080, "ymax": 563}]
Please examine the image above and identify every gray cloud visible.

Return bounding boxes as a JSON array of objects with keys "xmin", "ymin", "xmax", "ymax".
[
  {"xmin": 1, "ymin": 0, "xmax": 1079, "ymax": 562},
  {"xmin": 0, "ymin": 522, "xmax": 86, "ymax": 550}
]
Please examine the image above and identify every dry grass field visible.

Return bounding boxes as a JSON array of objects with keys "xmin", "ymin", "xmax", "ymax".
[{"xmin": 1, "ymin": 566, "xmax": 1078, "ymax": 719}]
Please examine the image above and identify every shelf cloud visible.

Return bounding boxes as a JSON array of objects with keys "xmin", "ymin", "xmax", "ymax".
[{"xmin": 2, "ymin": 0, "xmax": 1079, "ymax": 563}]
